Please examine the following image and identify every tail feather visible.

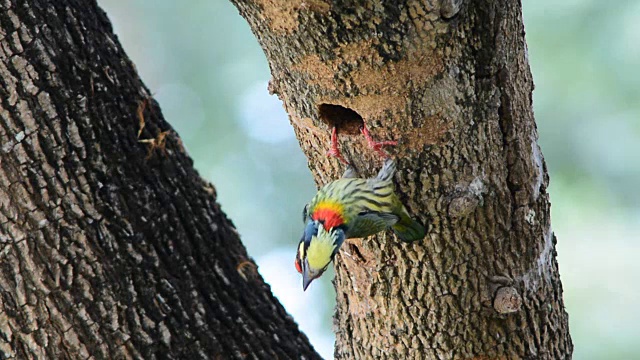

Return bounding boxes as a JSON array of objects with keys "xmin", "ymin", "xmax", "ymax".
[
  {"xmin": 342, "ymin": 165, "xmax": 358, "ymax": 179},
  {"xmin": 376, "ymin": 158, "xmax": 396, "ymax": 182},
  {"xmin": 391, "ymin": 212, "xmax": 427, "ymax": 242}
]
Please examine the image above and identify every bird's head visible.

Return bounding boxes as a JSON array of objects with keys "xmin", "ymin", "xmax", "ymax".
[{"xmin": 295, "ymin": 221, "xmax": 345, "ymax": 291}]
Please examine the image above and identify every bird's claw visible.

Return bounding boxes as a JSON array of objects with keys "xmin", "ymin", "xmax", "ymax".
[
  {"xmin": 360, "ymin": 125, "xmax": 397, "ymax": 159},
  {"xmin": 327, "ymin": 127, "xmax": 349, "ymax": 164},
  {"xmin": 326, "ymin": 148, "xmax": 348, "ymax": 164}
]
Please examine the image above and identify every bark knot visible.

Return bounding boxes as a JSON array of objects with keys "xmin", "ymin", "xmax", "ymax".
[
  {"xmin": 488, "ymin": 276, "xmax": 523, "ymax": 315},
  {"xmin": 493, "ymin": 286, "xmax": 522, "ymax": 314}
]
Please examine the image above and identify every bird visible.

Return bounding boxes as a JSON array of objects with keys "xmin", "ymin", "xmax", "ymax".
[
  {"xmin": 326, "ymin": 125, "xmax": 398, "ymax": 164},
  {"xmin": 295, "ymin": 159, "xmax": 427, "ymax": 290}
]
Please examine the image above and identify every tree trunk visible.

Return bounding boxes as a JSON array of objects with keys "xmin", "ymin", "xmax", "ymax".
[
  {"xmin": 0, "ymin": 1, "xmax": 320, "ymax": 359},
  {"xmin": 232, "ymin": 0, "xmax": 572, "ymax": 359}
]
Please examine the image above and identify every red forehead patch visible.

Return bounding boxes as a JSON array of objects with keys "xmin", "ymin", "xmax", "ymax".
[{"xmin": 312, "ymin": 208, "xmax": 344, "ymax": 229}]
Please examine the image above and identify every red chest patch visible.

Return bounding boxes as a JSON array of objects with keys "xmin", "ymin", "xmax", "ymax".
[{"xmin": 312, "ymin": 208, "xmax": 344, "ymax": 229}]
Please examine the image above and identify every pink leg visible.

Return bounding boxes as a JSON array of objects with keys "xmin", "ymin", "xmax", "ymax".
[
  {"xmin": 326, "ymin": 127, "xmax": 348, "ymax": 164},
  {"xmin": 361, "ymin": 124, "xmax": 397, "ymax": 159}
]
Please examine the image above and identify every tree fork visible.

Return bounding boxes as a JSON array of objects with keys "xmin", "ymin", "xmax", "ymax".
[
  {"xmin": 0, "ymin": 0, "xmax": 320, "ymax": 359},
  {"xmin": 232, "ymin": 0, "xmax": 573, "ymax": 359}
]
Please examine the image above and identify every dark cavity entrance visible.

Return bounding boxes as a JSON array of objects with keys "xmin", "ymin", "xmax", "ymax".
[{"xmin": 318, "ymin": 104, "xmax": 364, "ymax": 136}]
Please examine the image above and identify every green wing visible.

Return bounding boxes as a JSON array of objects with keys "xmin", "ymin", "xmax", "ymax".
[{"xmin": 347, "ymin": 211, "xmax": 398, "ymax": 238}]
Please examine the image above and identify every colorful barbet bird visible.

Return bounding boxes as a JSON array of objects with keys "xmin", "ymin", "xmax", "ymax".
[{"xmin": 295, "ymin": 159, "xmax": 427, "ymax": 290}]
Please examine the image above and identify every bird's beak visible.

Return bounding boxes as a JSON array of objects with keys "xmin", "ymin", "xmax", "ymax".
[
  {"xmin": 302, "ymin": 260, "xmax": 315, "ymax": 291},
  {"xmin": 302, "ymin": 268, "xmax": 313, "ymax": 291}
]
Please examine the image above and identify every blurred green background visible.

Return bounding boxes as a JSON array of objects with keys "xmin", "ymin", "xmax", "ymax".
[{"xmin": 98, "ymin": 1, "xmax": 640, "ymax": 358}]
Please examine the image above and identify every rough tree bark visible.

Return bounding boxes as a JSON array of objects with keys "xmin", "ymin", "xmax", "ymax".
[
  {"xmin": 0, "ymin": 1, "xmax": 320, "ymax": 359},
  {"xmin": 232, "ymin": 0, "xmax": 573, "ymax": 359}
]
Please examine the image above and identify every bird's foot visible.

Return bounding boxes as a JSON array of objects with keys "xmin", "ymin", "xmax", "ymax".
[
  {"xmin": 360, "ymin": 124, "xmax": 397, "ymax": 159},
  {"xmin": 326, "ymin": 127, "xmax": 349, "ymax": 164}
]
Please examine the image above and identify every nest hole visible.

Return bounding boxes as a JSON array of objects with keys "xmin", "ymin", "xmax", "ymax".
[{"xmin": 318, "ymin": 103, "xmax": 364, "ymax": 136}]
